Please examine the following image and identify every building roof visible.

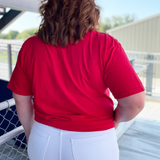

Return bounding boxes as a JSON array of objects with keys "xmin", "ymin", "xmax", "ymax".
[{"xmin": 107, "ymin": 12, "xmax": 160, "ymax": 33}]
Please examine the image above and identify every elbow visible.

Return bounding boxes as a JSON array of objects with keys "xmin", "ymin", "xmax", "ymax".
[
  {"xmin": 137, "ymin": 100, "xmax": 145, "ymax": 111},
  {"xmin": 130, "ymin": 93, "xmax": 145, "ymax": 116},
  {"xmin": 127, "ymin": 100, "xmax": 145, "ymax": 121},
  {"xmin": 136, "ymin": 92, "xmax": 145, "ymax": 110},
  {"xmin": 116, "ymin": 92, "xmax": 145, "ymax": 122},
  {"xmin": 129, "ymin": 91, "xmax": 145, "ymax": 110}
]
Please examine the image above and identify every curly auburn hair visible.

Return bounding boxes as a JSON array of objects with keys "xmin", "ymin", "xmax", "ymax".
[{"xmin": 35, "ymin": 0, "xmax": 100, "ymax": 48}]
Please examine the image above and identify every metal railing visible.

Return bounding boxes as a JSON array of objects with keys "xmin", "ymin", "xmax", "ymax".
[
  {"xmin": 0, "ymin": 39, "xmax": 23, "ymax": 80},
  {"xmin": 126, "ymin": 51, "xmax": 160, "ymax": 97},
  {"xmin": 0, "ymin": 99, "xmax": 29, "ymax": 160}
]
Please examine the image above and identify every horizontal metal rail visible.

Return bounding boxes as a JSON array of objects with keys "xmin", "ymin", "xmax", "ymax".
[
  {"xmin": 136, "ymin": 59, "xmax": 160, "ymax": 63},
  {"xmin": 0, "ymin": 46, "xmax": 21, "ymax": 52},
  {"xmin": 0, "ymin": 45, "xmax": 21, "ymax": 49},
  {"xmin": 0, "ymin": 126, "xmax": 24, "ymax": 146},
  {"xmin": 0, "ymin": 48, "xmax": 20, "ymax": 52},
  {"xmin": 0, "ymin": 98, "xmax": 15, "ymax": 111},
  {"xmin": 135, "ymin": 65, "xmax": 147, "ymax": 73},
  {"xmin": 129, "ymin": 55, "xmax": 138, "ymax": 61},
  {"xmin": 0, "ymin": 43, "xmax": 21, "ymax": 47},
  {"xmin": 0, "ymin": 39, "xmax": 23, "ymax": 45},
  {"xmin": 135, "ymin": 64, "xmax": 147, "ymax": 67},
  {"xmin": 126, "ymin": 50, "xmax": 160, "ymax": 56}
]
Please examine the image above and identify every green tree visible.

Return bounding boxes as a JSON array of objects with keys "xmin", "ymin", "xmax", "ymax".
[
  {"xmin": 0, "ymin": 30, "xmax": 19, "ymax": 39},
  {"xmin": 123, "ymin": 14, "xmax": 136, "ymax": 23},
  {"xmin": 0, "ymin": 33, "xmax": 9, "ymax": 39},
  {"xmin": 99, "ymin": 18, "xmax": 112, "ymax": 32},
  {"xmin": 16, "ymin": 28, "xmax": 38, "ymax": 40},
  {"xmin": 8, "ymin": 30, "xmax": 19, "ymax": 39},
  {"xmin": 2, "ymin": 34, "xmax": 10, "ymax": 39},
  {"xmin": 99, "ymin": 14, "xmax": 136, "ymax": 33}
]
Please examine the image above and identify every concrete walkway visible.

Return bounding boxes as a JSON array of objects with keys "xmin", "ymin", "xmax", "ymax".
[
  {"xmin": 118, "ymin": 118, "xmax": 160, "ymax": 160},
  {"xmin": 118, "ymin": 99, "xmax": 160, "ymax": 160},
  {"xmin": 137, "ymin": 100, "xmax": 160, "ymax": 121}
]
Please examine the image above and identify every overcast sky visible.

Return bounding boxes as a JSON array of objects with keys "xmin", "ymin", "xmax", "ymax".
[{"xmin": 2, "ymin": 0, "xmax": 160, "ymax": 33}]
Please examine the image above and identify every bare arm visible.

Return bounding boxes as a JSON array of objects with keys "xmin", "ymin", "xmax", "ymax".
[
  {"xmin": 13, "ymin": 92, "xmax": 34, "ymax": 143},
  {"xmin": 113, "ymin": 91, "xmax": 145, "ymax": 123}
]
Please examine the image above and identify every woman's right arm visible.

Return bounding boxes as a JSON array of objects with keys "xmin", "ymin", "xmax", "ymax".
[{"xmin": 113, "ymin": 91, "xmax": 145, "ymax": 123}]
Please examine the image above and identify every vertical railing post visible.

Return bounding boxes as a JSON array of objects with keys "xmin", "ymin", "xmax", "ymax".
[
  {"xmin": 146, "ymin": 54, "xmax": 154, "ymax": 96},
  {"xmin": 7, "ymin": 44, "xmax": 12, "ymax": 79}
]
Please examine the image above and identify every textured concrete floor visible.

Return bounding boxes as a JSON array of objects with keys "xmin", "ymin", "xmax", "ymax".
[
  {"xmin": 118, "ymin": 100, "xmax": 160, "ymax": 160},
  {"xmin": 118, "ymin": 119, "xmax": 160, "ymax": 160}
]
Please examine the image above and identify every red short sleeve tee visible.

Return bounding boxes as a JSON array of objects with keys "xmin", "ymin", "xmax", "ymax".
[{"xmin": 7, "ymin": 30, "xmax": 145, "ymax": 131}]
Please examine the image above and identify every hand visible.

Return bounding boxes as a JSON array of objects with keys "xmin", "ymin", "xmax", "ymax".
[
  {"xmin": 114, "ymin": 121, "xmax": 120, "ymax": 129},
  {"xmin": 113, "ymin": 110, "xmax": 120, "ymax": 129}
]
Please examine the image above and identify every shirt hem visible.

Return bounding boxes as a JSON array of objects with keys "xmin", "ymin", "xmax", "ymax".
[
  {"xmin": 114, "ymin": 86, "xmax": 145, "ymax": 99},
  {"xmin": 34, "ymin": 116, "xmax": 115, "ymax": 132}
]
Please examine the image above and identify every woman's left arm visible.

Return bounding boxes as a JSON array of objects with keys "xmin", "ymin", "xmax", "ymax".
[{"xmin": 13, "ymin": 92, "xmax": 34, "ymax": 143}]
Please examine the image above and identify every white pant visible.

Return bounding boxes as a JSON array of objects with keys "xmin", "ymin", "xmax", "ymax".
[{"xmin": 28, "ymin": 121, "xmax": 119, "ymax": 160}]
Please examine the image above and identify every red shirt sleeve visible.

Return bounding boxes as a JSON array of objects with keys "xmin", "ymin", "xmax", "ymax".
[
  {"xmin": 103, "ymin": 34, "xmax": 145, "ymax": 99},
  {"xmin": 7, "ymin": 40, "xmax": 33, "ymax": 96}
]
